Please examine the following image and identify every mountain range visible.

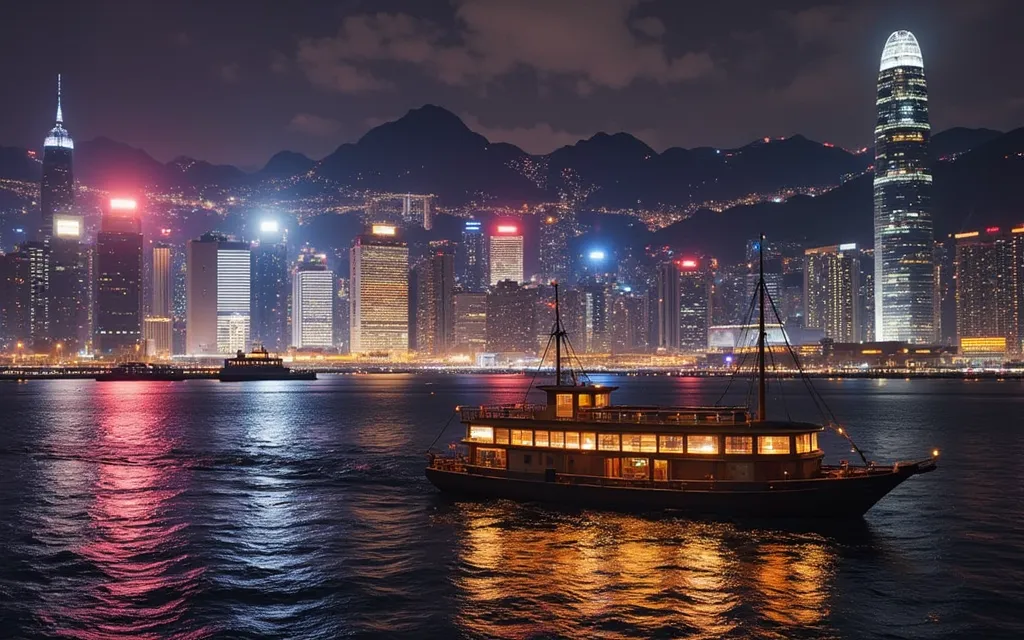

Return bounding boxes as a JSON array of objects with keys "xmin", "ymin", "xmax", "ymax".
[{"xmin": 0, "ymin": 105, "xmax": 1021, "ymax": 255}]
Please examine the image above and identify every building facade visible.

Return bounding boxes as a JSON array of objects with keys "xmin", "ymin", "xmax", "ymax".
[
  {"xmin": 291, "ymin": 251, "xmax": 334, "ymax": 349},
  {"xmin": 453, "ymin": 292, "xmax": 487, "ymax": 355},
  {"xmin": 656, "ymin": 262, "xmax": 680, "ymax": 351},
  {"xmin": 485, "ymin": 280, "xmax": 537, "ymax": 354},
  {"xmin": 458, "ymin": 220, "xmax": 488, "ymax": 292},
  {"xmin": 350, "ymin": 225, "xmax": 409, "ymax": 355},
  {"xmin": 873, "ymin": 31, "xmax": 935, "ymax": 343},
  {"xmin": 804, "ymin": 244, "xmax": 862, "ymax": 343},
  {"xmin": 186, "ymin": 233, "xmax": 251, "ymax": 355},
  {"xmin": 49, "ymin": 214, "xmax": 89, "ymax": 353},
  {"xmin": 679, "ymin": 259, "xmax": 710, "ymax": 352},
  {"xmin": 954, "ymin": 228, "xmax": 1024, "ymax": 356},
  {"xmin": 94, "ymin": 199, "xmax": 143, "ymax": 356},
  {"xmin": 251, "ymin": 227, "xmax": 289, "ymax": 352},
  {"xmin": 488, "ymin": 224, "xmax": 524, "ymax": 285},
  {"xmin": 415, "ymin": 243, "xmax": 455, "ymax": 356},
  {"xmin": 539, "ymin": 212, "xmax": 571, "ymax": 284}
]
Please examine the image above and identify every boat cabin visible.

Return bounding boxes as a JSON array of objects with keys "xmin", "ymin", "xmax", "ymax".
[
  {"xmin": 223, "ymin": 346, "xmax": 284, "ymax": 370},
  {"xmin": 457, "ymin": 383, "xmax": 824, "ymax": 484}
]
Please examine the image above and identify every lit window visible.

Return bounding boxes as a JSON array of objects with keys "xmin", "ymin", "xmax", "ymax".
[
  {"xmin": 581, "ymin": 432, "xmax": 597, "ymax": 450},
  {"xmin": 578, "ymin": 394, "xmax": 592, "ymax": 407},
  {"xmin": 535, "ymin": 430, "xmax": 550, "ymax": 447},
  {"xmin": 565, "ymin": 432, "xmax": 580, "ymax": 449},
  {"xmin": 599, "ymin": 433, "xmax": 620, "ymax": 451},
  {"xmin": 476, "ymin": 448, "xmax": 506, "ymax": 468},
  {"xmin": 621, "ymin": 457, "xmax": 649, "ymax": 480},
  {"xmin": 468, "ymin": 425, "xmax": 494, "ymax": 442},
  {"xmin": 595, "ymin": 393, "xmax": 610, "ymax": 407},
  {"xmin": 659, "ymin": 435, "xmax": 684, "ymax": 453},
  {"xmin": 640, "ymin": 434, "xmax": 657, "ymax": 453},
  {"xmin": 510, "ymin": 429, "xmax": 533, "ymax": 446},
  {"xmin": 621, "ymin": 434, "xmax": 641, "ymax": 452},
  {"xmin": 495, "ymin": 428, "xmax": 509, "ymax": 445},
  {"xmin": 687, "ymin": 435, "xmax": 718, "ymax": 455},
  {"xmin": 795, "ymin": 433, "xmax": 813, "ymax": 454},
  {"xmin": 811, "ymin": 433, "xmax": 818, "ymax": 451},
  {"xmin": 556, "ymin": 394, "xmax": 573, "ymax": 418},
  {"xmin": 548, "ymin": 431, "xmax": 564, "ymax": 448},
  {"xmin": 758, "ymin": 435, "xmax": 791, "ymax": 455},
  {"xmin": 725, "ymin": 436, "xmax": 752, "ymax": 454}
]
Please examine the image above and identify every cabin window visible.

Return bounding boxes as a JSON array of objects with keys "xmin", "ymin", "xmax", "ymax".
[
  {"xmin": 468, "ymin": 425, "xmax": 494, "ymax": 443},
  {"xmin": 599, "ymin": 433, "xmax": 620, "ymax": 451},
  {"xmin": 758, "ymin": 435, "xmax": 791, "ymax": 455},
  {"xmin": 476, "ymin": 448, "xmax": 507, "ymax": 468},
  {"xmin": 495, "ymin": 428, "xmax": 510, "ymax": 445},
  {"xmin": 621, "ymin": 457, "xmax": 649, "ymax": 480},
  {"xmin": 549, "ymin": 431, "xmax": 565, "ymax": 448},
  {"xmin": 795, "ymin": 433, "xmax": 813, "ymax": 454},
  {"xmin": 581, "ymin": 432, "xmax": 597, "ymax": 450},
  {"xmin": 535, "ymin": 431, "xmax": 550, "ymax": 447},
  {"xmin": 653, "ymin": 459, "xmax": 669, "ymax": 481},
  {"xmin": 621, "ymin": 434, "xmax": 657, "ymax": 453},
  {"xmin": 556, "ymin": 394, "xmax": 574, "ymax": 418},
  {"xmin": 510, "ymin": 429, "xmax": 534, "ymax": 446},
  {"xmin": 578, "ymin": 394, "xmax": 592, "ymax": 408},
  {"xmin": 687, "ymin": 435, "xmax": 718, "ymax": 454},
  {"xmin": 595, "ymin": 393, "xmax": 610, "ymax": 408},
  {"xmin": 659, "ymin": 435, "xmax": 684, "ymax": 453},
  {"xmin": 725, "ymin": 436, "xmax": 753, "ymax": 454},
  {"xmin": 811, "ymin": 433, "xmax": 819, "ymax": 451},
  {"xmin": 565, "ymin": 432, "xmax": 581, "ymax": 449}
]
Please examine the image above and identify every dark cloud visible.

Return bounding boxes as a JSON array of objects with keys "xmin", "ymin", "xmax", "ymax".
[{"xmin": 0, "ymin": 0, "xmax": 1020, "ymax": 166}]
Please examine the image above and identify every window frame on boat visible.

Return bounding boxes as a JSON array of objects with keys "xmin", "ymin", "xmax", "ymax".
[
  {"xmin": 758, "ymin": 435, "xmax": 791, "ymax": 455},
  {"xmin": 686, "ymin": 434, "xmax": 719, "ymax": 455},
  {"xmin": 725, "ymin": 435, "xmax": 753, "ymax": 454},
  {"xmin": 468, "ymin": 425, "xmax": 494, "ymax": 443}
]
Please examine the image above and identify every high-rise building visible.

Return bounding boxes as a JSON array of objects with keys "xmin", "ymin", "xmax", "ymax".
[
  {"xmin": 804, "ymin": 244, "xmax": 862, "ymax": 343},
  {"xmin": 953, "ymin": 227, "xmax": 1024, "ymax": 355},
  {"xmin": 415, "ymin": 242, "xmax": 456, "ymax": 356},
  {"xmin": 334, "ymin": 276, "xmax": 350, "ymax": 352},
  {"xmin": 41, "ymin": 75, "xmax": 74, "ymax": 239},
  {"xmin": 559, "ymin": 288, "xmax": 589, "ymax": 354},
  {"xmin": 711, "ymin": 263, "xmax": 750, "ymax": 327},
  {"xmin": 679, "ymin": 259, "xmax": 710, "ymax": 352},
  {"xmin": 291, "ymin": 250, "xmax": 334, "ymax": 349},
  {"xmin": 350, "ymin": 224, "xmax": 409, "ymax": 355},
  {"xmin": 94, "ymin": 199, "xmax": 143, "ymax": 356},
  {"xmin": 874, "ymin": 31, "xmax": 934, "ymax": 343},
  {"xmin": 656, "ymin": 262, "xmax": 680, "ymax": 351},
  {"xmin": 143, "ymin": 317, "xmax": 172, "ymax": 357},
  {"xmin": 151, "ymin": 243, "xmax": 173, "ymax": 318},
  {"xmin": 49, "ymin": 214, "xmax": 88, "ymax": 353},
  {"xmin": 459, "ymin": 220, "xmax": 488, "ymax": 292},
  {"xmin": 251, "ymin": 221, "xmax": 289, "ymax": 352},
  {"xmin": 25, "ymin": 241, "xmax": 49, "ymax": 348},
  {"xmin": 453, "ymin": 292, "xmax": 487, "ymax": 355},
  {"xmin": 581, "ymin": 283, "xmax": 610, "ymax": 353},
  {"xmin": 186, "ymin": 233, "xmax": 250, "ymax": 355},
  {"xmin": 488, "ymin": 224, "xmax": 524, "ymax": 285},
  {"xmin": 0, "ymin": 250, "xmax": 31, "ymax": 351},
  {"xmin": 539, "ymin": 212, "xmax": 571, "ymax": 284},
  {"xmin": 610, "ymin": 288, "xmax": 648, "ymax": 354},
  {"xmin": 485, "ymin": 280, "xmax": 537, "ymax": 354}
]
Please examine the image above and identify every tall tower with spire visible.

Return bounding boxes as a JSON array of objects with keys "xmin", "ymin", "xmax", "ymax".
[{"xmin": 41, "ymin": 74, "xmax": 75, "ymax": 238}]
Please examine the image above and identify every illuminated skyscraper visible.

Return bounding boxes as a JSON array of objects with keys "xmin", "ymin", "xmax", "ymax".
[
  {"xmin": 453, "ymin": 292, "xmax": 487, "ymax": 355},
  {"xmin": 485, "ymin": 280, "xmax": 536, "ymax": 354},
  {"xmin": 804, "ymin": 244, "xmax": 862, "ymax": 343},
  {"xmin": 415, "ymin": 242, "xmax": 456, "ymax": 356},
  {"xmin": 186, "ymin": 233, "xmax": 250, "ymax": 355},
  {"xmin": 350, "ymin": 225, "xmax": 409, "ymax": 355},
  {"xmin": 250, "ymin": 221, "xmax": 289, "ymax": 351},
  {"xmin": 610, "ymin": 288, "xmax": 648, "ymax": 354},
  {"xmin": 95, "ymin": 199, "xmax": 143, "ymax": 356},
  {"xmin": 0, "ymin": 250, "xmax": 31, "ymax": 351},
  {"xmin": 49, "ymin": 214, "xmax": 89, "ymax": 352},
  {"xmin": 41, "ymin": 75, "xmax": 74, "ymax": 239},
  {"xmin": 656, "ymin": 261, "xmax": 680, "ymax": 351},
  {"xmin": 25, "ymin": 241, "xmax": 49, "ymax": 347},
  {"xmin": 953, "ymin": 227, "xmax": 1024, "ymax": 356},
  {"xmin": 291, "ymin": 250, "xmax": 334, "ymax": 349},
  {"xmin": 679, "ymin": 259, "xmax": 710, "ymax": 352},
  {"xmin": 488, "ymin": 224, "xmax": 524, "ymax": 285},
  {"xmin": 874, "ymin": 31, "xmax": 934, "ymax": 342},
  {"xmin": 458, "ymin": 220, "xmax": 488, "ymax": 292},
  {"xmin": 151, "ymin": 243, "xmax": 173, "ymax": 318}
]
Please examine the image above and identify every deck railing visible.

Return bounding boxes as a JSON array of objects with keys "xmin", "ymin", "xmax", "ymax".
[{"xmin": 458, "ymin": 404, "xmax": 750, "ymax": 426}]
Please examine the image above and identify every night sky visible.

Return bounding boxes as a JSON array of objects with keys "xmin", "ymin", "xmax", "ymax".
[{"xmin": 2, "ymin": 0, "xmax": 1021, "ymax": 168}]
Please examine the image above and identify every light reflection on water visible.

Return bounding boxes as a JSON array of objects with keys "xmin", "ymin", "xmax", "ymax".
[{"xmin": 0, "ymin": 375, "xmax": 1019, "ymax": 638}]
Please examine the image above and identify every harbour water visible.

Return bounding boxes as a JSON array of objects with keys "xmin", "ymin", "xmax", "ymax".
[{"xmin": 0, "ymin": 375, "xmax": 1021, "ymax": 638}]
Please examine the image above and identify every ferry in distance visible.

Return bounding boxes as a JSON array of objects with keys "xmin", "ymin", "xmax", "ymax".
[
  {"xmin": 426, "ymin": 236, "xmax": 937, "ymax": 518},
  {"xmin": 219, "ymin": 346, "xmax": 317, "ymax": 382}
]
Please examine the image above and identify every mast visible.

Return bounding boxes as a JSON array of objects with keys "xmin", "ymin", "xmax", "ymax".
[
  {"xmin": 554, "ymin": 282, "xmax": 563, "ymax": 386},
  {"xmin": 757, "ymin": 234, "xmax": 767, "ymax": 422}
]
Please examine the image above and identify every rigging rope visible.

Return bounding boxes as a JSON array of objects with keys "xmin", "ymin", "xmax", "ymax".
[{"xmin": 426, "ymin": 409, "xmax": 460, "ymax": 453}]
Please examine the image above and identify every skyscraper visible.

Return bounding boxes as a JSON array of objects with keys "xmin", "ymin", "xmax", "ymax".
[
  {"xmin": 25, "ymin": 241, "xmax": 49, "ymax": 348},
  {"xmin": 41, "ymin": 75, "xmax": 74, "ymax": 239},
  {"xmin": 453, "ymin": 292, "xmax": 487, "ymax": 355},
  {"xmin": 804, "ymin": 244, "xmax": 862, "ymax": 343},
  {"xmin": 656, "ymin": 261, "xmax": 680, "ymax": 351},
  {"xmin": 186, "ymin": 233, "xmax": 250, "ymax": 355},
  {"xmin": 250, "ymin": 221, "xmax": 289, "ymax": 352},
  {"xmin": 151, "ymin": 243, "xmax": 173, "ymax": 318},
  {"xmin": 679, "ymin": 259, "xmax": 710, "ymax": 352},
  {"xmin": 94, "ymin": 199, "xmax": 143, "ymax": 356},
  {"xmin": 291, "ymin": 250, "xmax": 334, "ymax": 349},
  {"xmin": 485, "ymin": 280, "xmax": 536, "ymax": 355},
  {"xmin": 874, "ymin": 31, "xmax": 934, "ymax": 343},
  {"xmin": 488, "ymin": 224, "xmax": 524, "ymax": 285},
  {"xmin": 539, "ymin": 212, "xmax": 571, "ymax": 284},
  {"xmin": 49, "ymin": 214, "xmax": 89, "ymax": 353},
  {"xmin": 0, "ymin": 250, "xmax": 31, "ymax": 352},
  {"xmin": 415, "ymin": 242, "xmax": 456, "ymax": 356},
  {"xmin": 459, "ymin": 220, "xmax": 488, "ymax": 292},
  {"xmin": 953, "ymin": 227, "xmax": 1023, "ymax": 356},
  {"xmin": 350, "ymin": 225, "xmax": 409, "ymax": 355}
]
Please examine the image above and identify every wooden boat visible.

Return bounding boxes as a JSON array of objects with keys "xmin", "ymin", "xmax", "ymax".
[
  {"xmin": 218, "ymin": 346, "xmax": 316, "ymax": 381},
  {"xmin": 426, "ymin": 236, "xmax": 937, "ymax": 518}
]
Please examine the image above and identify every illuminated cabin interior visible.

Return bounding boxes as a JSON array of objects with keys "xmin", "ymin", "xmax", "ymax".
[{"xmin": 459, "ymin": 384, "xmax": 824, "ymax": 484}]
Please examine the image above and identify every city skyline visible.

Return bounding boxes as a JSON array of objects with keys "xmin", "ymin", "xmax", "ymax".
[{"xmin": 1, "ymin": 2, "xmax": 1022, "ymax": 166}]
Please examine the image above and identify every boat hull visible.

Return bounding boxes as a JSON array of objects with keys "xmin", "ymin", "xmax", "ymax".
[
  {"xmin": 218, "ymin": 371, "xmax": 317, "ymax": 382},
  {"xmin": 426, "ymin": 462, "xmax": 934, "ymax": 519}
]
